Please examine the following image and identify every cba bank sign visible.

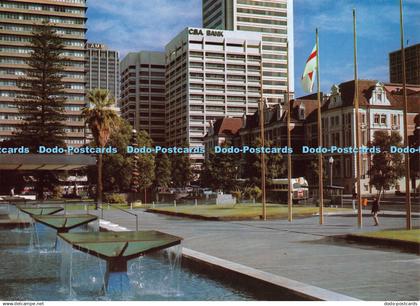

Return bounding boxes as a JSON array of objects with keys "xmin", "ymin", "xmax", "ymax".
[{"xmin": 188, "ymin": 28, "xmax": 224, "ymax": 37}]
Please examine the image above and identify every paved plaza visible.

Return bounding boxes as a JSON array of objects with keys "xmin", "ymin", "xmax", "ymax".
[{"xmin": 91, "ymin": 208, "xmax": 420, "ymax": 301}]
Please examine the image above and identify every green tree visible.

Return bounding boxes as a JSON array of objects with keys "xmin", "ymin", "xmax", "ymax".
[
  {"xmin": 83, "ymin": 89, "xmax": 119, "ymax": 207},
  {"xmin": 15, "ymin": 22, "xmax": 66, "ymax": 149},
  {"xmin": 101, "ymin": 117, "xmax": 132, "ymax": 192},
  {"xmin": 136, "ymin": 130, "xmax": 155, "ymax": 191},
  {"xmin": 200, "ymin": 143, "xmax": 240, "ymax": 192},
  {"xmin": 171, "ymin": 147, "xmax": 192, "ymax": 188},
  {"xmin": 368, "ymin": 131, "xmax": 404, "ymax": 200},
  {"xmin": 86, "ymin": 118, "xmax": 155, "ymax": 195},
  {"xmin": 14, "ymin": 23, "xmax": 67, "ymax": 199},
  {"xmin": 243, "ymin": 138, "xmax": 286, "ymax": 186},
  {"xmin": 306, "ymin": 156, "xmax": 328, "ymax": 186},
  {"xmin": 154, "ymin": 153, "xmax": 172, "ymax": 189}
]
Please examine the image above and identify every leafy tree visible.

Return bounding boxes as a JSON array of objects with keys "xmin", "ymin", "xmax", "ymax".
[
  {"xmin": 200, "ymin": 155, "xmax": 214, "ymax": 188},
  {"xmin": 242, "ymin": 138, "xmax": 286, "ymax": 186},
  {"xmin": 83, "ymin": 89, "xmax": 119, "ymax": 206},
  {"xmin": 86, "ymin": 118, "xmax": 155, "ymax": 194},
  {"xmin": 306, "ymin": 156, "xmax": 328, "ymax": 186},
  {"xmin": 368, "ymin": 131, "xmax": 404, "ymax": 200},
  {"xmin": 171, "ymin": 146, "xmax": 192, "ymax": 188},
  {"xmin": 100, "ymin": 117, "xmax": 132, "ymax": 193},
  {"xmin": 200, "ymin": 144, "xmax": 240, "ymax": 192},
  {"xmin": 13, "ymin": 23, "xmax": 67, "ymax": 199},
  {"xmin": 136, "ymin": 130, "xmax": 155, "ymax": 190},
  {"xmin": 154, "ymin": 153, "xmax": 172, "ymax": 189}
]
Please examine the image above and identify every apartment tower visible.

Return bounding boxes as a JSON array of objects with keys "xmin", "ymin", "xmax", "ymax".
[
  {"xmin": 203, "ymin": 0, "xmax": 294, "ymax": 105},
  {"xmin": 120, "ymin": 51, "xmax": 166, "ymax": 145},
  {"xmin": 86, "ymin": 42, "xmax": 120, "ymax": 101},
  {"xmin": 0, "ymin": 0, "xmax": 87, "ymax": 146},
  {"xmin": 166, "ymin": 27, "xmax": 262, "ymax": 169}
]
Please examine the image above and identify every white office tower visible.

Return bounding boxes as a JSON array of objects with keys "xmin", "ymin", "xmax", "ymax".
[
  {"xmin": 165, "ymin": 27, "xmax": 262, "ymax": 170},
  {"xmin": 203, "ymin": 0, "xmax": 294, "ymax": 104}
]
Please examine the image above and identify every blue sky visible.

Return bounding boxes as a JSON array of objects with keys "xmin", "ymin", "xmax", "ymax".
[{"xmin": 87, "ymin": 0, "xmax": 420, "ymax": 97}]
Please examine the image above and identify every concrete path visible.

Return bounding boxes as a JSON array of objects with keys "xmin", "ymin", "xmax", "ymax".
[{"xmin": 93, "ymin": 208, "xmax": 420, "ymax": 301}]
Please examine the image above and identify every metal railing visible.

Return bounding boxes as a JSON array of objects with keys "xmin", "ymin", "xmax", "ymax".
[
  {"xmin": 4, "ymin": 199, "xmax": 139, "ymax": 231},
  {"xmin": 99, "ymin": 203, "xmax": 139, "ymax": 231}
]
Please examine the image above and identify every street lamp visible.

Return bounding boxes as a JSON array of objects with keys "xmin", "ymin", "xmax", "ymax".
[
  {"xmin": 129, "ymin": 129, "xmax": 140, "ymax": 205},
  {"xmin": 329, "ymin": 156, "xmax": 334, "ymax": 187}
]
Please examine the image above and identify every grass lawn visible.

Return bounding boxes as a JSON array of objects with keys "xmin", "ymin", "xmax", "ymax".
[
  {"xmin": 352, "ymin": 229, "xmax": 420, "ymax": 244},
  {"xmin": 148, "ymin": 204, "xmax": 351, "ymax": 220}
]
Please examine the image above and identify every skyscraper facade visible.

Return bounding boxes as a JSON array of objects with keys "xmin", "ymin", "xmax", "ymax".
[
  {"xmin": 389, "ymin": 43, "xmax": 420, "ymax": 85},
  {"xmin": 0, "ymin": 0, "xmax": 87, "ymax": 146},
  {"xmin": 203, "ymin": 0, "xmax": 294, "ymax": 105},
  {"xmin": 120, "ymin": 51, "xmax": 166, "ymax": 145},
  {"xmin": 166, "ymin": 27, "xmax": 262, "ymax": 169},
  {"xmin": 86, "ymin": 42, "xmax": 120, "ymax": 101}
]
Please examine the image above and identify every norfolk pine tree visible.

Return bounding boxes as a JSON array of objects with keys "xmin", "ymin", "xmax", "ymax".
[{"xmin": 14, "ymin": 23, "xmax": 67, "ymax": 199}]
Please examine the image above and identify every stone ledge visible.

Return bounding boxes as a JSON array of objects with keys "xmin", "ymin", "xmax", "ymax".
[{"xmin": 182, "ymin": 248, "xmax": 359, "ymax": 301}]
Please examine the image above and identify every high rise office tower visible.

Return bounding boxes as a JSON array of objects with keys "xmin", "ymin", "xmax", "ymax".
[
  {"xmin": 389, "ymin": 43, "xmax": 420, "ymax": 85},
  {"xmin": 86, "ymin": 42, "xmax": 120, "ymax": 101},
  {"xmin": 203, "ymin": 0, "xmax": 294, "ymax": 105},
  {"xmin": 120, "ymin": 51, "xmax": 166, "ymax": 145},
  {"xmin": 0, "ymin": 0, "xmax": 87, "ymax": 146},
  {"xmin": 166, "ymin": 27, "xmax": 262, "ymax": 169}
]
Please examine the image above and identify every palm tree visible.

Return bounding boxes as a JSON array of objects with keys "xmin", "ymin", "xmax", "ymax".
[{"xmin": 83, "ymin": 89, "xmax": 119, "ymax": 208}]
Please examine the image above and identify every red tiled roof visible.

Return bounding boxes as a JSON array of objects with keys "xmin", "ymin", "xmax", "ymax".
[{"xmin": 212, "ymin": 117, "xmax": 244, "ymax": 136}]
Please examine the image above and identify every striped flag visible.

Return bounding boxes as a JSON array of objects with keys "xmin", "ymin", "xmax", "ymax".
[{"xmin": 301, "ymin": 45, "xmax": 318, "ymax": 93}]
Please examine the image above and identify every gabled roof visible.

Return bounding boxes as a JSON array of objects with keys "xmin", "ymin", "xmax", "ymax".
[
  {"xmin": 212, "ymin": 117, "xmax": 244, "ymax": 136},
  {"xmin": 331, "ymin": 79, "xmax": 378, "ymax": 107}
]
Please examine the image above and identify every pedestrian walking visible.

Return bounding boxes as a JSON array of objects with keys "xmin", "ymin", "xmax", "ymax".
[{"xmin": 371, "ymin": 196, "xmax": 380, "ymax": 226}]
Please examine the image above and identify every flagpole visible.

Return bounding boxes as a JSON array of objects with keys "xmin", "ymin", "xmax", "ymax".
[
  {"xmin": 260, "ymin": 50, "xmax": 267, "ymax": 221},
  {"xmin": 286, "ymin": 39, "xmax": 293, "ymax": 222},
  {"xmin": 316, "ymin": 28, "xmax": 324, "ymax": 225},
  {"xmin": 399, "ymin": 0, "xmax": 412, "ymax": 230},
  {"xmin": 353, "ymin": 9, "xmax": 363, "ymax": 228}
]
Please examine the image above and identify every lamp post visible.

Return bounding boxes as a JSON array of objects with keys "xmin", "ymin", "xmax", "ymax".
[
  {"xmin": 130, "ymin": 129, "xmax": 140, "ymax": 204},
  {"xmin": 329, "ymin": 156, "xmax": 334, "ymax": 187}
]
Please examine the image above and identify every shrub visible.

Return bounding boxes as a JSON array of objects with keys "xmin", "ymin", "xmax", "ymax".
[
  {"xmin": 250, "ymin": 186, "xmax": 262, "ymax": 200},
  {"xmin": 231, "ymin": 190, "xmax": 242, "ymax": 203},
  {"xmin": 104, "ymin": 193, "xmax": 127, "ymax": 204}
]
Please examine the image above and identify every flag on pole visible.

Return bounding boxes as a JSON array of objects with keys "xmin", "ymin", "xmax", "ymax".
[{"xmin": 301, "ymin": 45, "xmax": 318, "ymax": 93}]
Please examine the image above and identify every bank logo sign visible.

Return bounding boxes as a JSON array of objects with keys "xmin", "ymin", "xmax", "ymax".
[{"xmin": 188, "ymin": 28, "xmax": 224, "ymax": 37}]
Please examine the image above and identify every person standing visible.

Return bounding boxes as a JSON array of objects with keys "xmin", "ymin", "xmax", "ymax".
[{"xmin": 371, "ymin": 196, "xmax": 380, "ymax": 226}]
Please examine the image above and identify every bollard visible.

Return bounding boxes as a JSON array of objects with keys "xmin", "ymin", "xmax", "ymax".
[
  {"xmin": 174, "ymin": 200, "xmax": 176, "ymax": 207},
  {"xmin": 195, "ymin": 199, "xmax": 198, "ymax": 207},
  {"xmin": 152, "ymin": 201, "xmax": 155, "ymax": 208},
  {"xmin": 130, "ymin": 202, "xmax": 133, "ymax": 210}
]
